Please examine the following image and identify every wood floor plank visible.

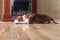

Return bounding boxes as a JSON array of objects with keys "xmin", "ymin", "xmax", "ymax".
[
  {"xmin": 0, "ymin": 22, "xmax": 60, "ymax": 40},
  {"xmin": 36, "ymin": 30, "xmax": 60, "ymax": 40}
]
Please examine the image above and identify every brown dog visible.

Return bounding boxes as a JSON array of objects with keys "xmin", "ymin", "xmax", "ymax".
[{"xmin": 14, "ymin": 13, "xmax": 34, "ymax": 24}]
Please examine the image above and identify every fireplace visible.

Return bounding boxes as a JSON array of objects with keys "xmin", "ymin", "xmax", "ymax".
[
  {"xmin": 3, "ymin": 0, "xmax": 37, "ymax": 21},
  {"xmin": 11, "ymin": 0, "xmax": 31, "ymax": 19}
]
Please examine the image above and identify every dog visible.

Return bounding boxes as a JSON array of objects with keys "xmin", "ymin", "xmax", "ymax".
[{"xmin": 14, "ymin": 13, "xmax": 34, "ymax": 24}]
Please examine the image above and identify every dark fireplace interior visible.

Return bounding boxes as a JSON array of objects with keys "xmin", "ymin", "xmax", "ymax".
[
  {"xmin": 11, "ymin": 0, "xmax": 31, "ymax": 19},
  {"xmin": 14, "ymin": 0, "xmax": 29, "ymax": 11}
]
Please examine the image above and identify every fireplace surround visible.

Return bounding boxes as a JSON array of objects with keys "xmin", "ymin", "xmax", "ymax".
[{"xmin": 3, "ymin": 0, "xmax": 37, "ymax": 21}]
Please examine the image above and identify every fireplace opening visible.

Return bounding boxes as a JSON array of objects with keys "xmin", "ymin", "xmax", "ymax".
[{"xmin": 11, "ymin": 0, "xmax": 32, "ymax": 19}]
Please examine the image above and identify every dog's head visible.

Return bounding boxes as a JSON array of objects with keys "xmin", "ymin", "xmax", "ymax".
[{"xmin": 16, "ymin": 13, "xmax": 35, "ymax": 22}]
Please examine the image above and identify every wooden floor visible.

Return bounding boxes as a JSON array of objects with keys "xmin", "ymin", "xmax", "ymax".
[{"xmin": 0, "ymin": 22, "xmax": 60, "ymax": 40}]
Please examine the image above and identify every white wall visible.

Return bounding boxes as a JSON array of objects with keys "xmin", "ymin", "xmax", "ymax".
[{"xmin": 37, "ymin": 0, "xmax": 60, "ymax": 19}]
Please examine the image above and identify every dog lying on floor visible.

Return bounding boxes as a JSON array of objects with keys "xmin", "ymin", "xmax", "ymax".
[
  {"xmin": 14, "ymin": 13, "xmax": 58, "ymax": 24},
  {"xmin": 14, "ymin": 13, "xmax": 34, "ymax": 24}
]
